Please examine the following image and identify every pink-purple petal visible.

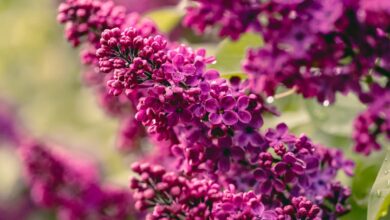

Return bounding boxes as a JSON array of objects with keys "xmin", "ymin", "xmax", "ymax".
[
  {"xmin": 238, "ymin": 110, "xmax": 252, "ymax": 123},
  {"xmin": 209, "ymin": 112, "xmax": 222, "ymax": 124},
  {"xmin": 237, "ymin": 96, "xmax": 249, "ymax": 110},
  {"xmin": 204, "ymin": 98, "xmax": 219, "ymax": 112},
  {"xmin": 220, "ymin": 96, "xmax": 236, "ymax": 110},
  {"xmin": 222, "ymin": 110, "xmax": 238, "ymax": 125}
]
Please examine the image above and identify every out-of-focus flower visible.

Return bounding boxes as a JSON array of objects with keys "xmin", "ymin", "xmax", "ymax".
[{"xmin": 19, "ymin": 141, "xmax": 134, "ymax": 220}]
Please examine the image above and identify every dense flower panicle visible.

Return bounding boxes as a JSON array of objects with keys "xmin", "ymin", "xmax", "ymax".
[
  {"xmin": 96, "ymin": 27, "xmax": 168, "ymax": 91},
  {"xmin": 19, "ymin": 141, "xmax": 134, "ymax": 220},
  {"xmin": 96, "ymin": 26, "xmax": 273, "ymax": 170},
  {"xmin": 114, "ymin": 0, "xmax": 178, "ymax": 14},
  {"xmin": 130, "ymin": 162, "xmax": 222, "ymax": 219},
  {"xmin": 353, "ymin": 84, "xmax": 390, "ymax": 155},
  {"xmin": 185, "ymin": 0, "xmax": 390, "ymax": 156},
  {"xmin": 58, "ymin": 0, "xmax": 160, "ymax": 151},
  {"xmin": 212, "ymin": 188, "xmax": 277, "ymax": 220},
  {"xmin": 290, "ymin": 196, "xmax": 321, "ymax": 220},
  {"xmin": 183, "ymin": 0, "xmax": 261, "ymax": 40},
  {"xmin": 56, "ymin": 2, "xmax": 356, "ymax": 218},
  {"xmin": 242, "ymin": 0, "xmax": 390, "ymax": 104},
  {"xmin": 94, "ymin": 25, "xmax": 354, "ymax": 217},
  {"xmin": 186, "ymin": 0, "xmax": 390, "ymax": 104},
  {"xmin": 130, "ymin": 163, "xmax": 344, "ymax": 220},
  {"xmin": 58, "ymin": 0, "xmax": 127, "ymax": 47}
]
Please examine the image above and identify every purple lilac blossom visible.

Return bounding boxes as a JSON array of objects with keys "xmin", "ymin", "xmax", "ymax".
[
  {"xmin": 58, "ymin": 0, "xmax": 159, "ymax": 151},
  {"xmin": 114, "ymin": 0, "xmax": 178, "ymax": 14},
  {"xmin": 93, "ymin": 25, "xmax": 354, "ymax": 219},
  {"xmin": 19, "ymin": 140, "xmax": 135, "ymax": 220},
  {"xmin": 353, "ymin": 84, "xmax": 390, "ymax": 155},
  {"xmin": 185, "ymin": 0, "xmax": 390, "ymax": 156},
  {"xmin": 57, "ymin": 1, "xmax": 355, "ymax": 218}
]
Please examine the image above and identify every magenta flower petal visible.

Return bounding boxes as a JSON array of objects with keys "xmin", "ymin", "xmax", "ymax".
[
  {"xmin": 274, "ymin": 179, "xmax": 285, "ymax": 192},
  {"xmin": 218, "ymin": 156, "xmax": 230, "ymax": 172},
  {"xmin": 260, "ymin": 180, "xmax": 272, "ymax": 194},
  {"xmin": 172, "ymin": 54, "xmax": 184, "ymax": 66},
  {"xmin": 162, "ymin": 63, "xmax": 175, "ymax": 74},
  {"xmin": 253, "ymin": 169, "xmax": 265, "ymax": 178},
  {"xmin": 284, "ymin": 171, "xmax": 296, "ymax": 183},
  {"xmin": 182, "ymin": 64, "xmax": 196, "ymax": 75},
  {"xmin": 199, "ymin": 82, "xmax": 210, "ymax": 93},
  {"xmin": 274, "ymin": 162, "xmax": 287, "ymax": 175},
  {"xmin": 204, "ymin": 69, "xmax": 220, "ymax": 80},
  {"xmin": 276, "ymin": 123, "xmax": 288, "ymax": 134},
  {"xmin": 237, "ymin": 96, "xmax": 249, "ymax": 110},
  {"xmin": 222, "ymin": 110, "xmax": 238, "ymax": 125},
  {"xmin": 209, "ymin": 112, "xmax": 222, "ymax": 124},
  {"xmin": 171, "ymin": 71, "xmax": 185, "ymax": 82},
  {"xmin": 283, "ymin": 153, "xmax": 297, "ymax": 163},
  {"xmin": 250, "ymin": 199, "xmax": 264, "ymax": 215},
  {"xmin": 292, "ymin": 163, "xmax": 305, "ymax": 175},
  {"xmin": 231, "ymin": 147, "xmax": 245, "ymax": 159},
  {"xmin": 238, "ymin": 110, "xmax": 252, "ymax": 123},
  {"xmin": 167, "ymin": 112, "xmax": 179, "ymax": 126},
  {"xmin": 220, "ymin": 96, "xmax": 236, "ymax": 110},
  {"xmin": 181, "ymin": 109, "xmax": 193, "ymax": 122},
  {"xmin": 234, "ymin": 131, "xmax": 250, "ymax": 146},
  {"xmin": 204, "ymin": 98, "xmax": 219, "ymax": 112},
  {"xmin": 249, "ymin": 133, "xmax": 264, "ymax": 146}
]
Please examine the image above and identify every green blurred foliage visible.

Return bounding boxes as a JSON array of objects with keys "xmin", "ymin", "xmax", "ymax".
[
  {"xmin": 369, "ymin": 149, "xmax": 390, "ymax": 220},
  {"xmin": 211, "ymin": 33, "xmax": 263, "ymax": 75},
  {"xmin": 145, "ymin": 7, "xmax": 183, "ymax": 34}
]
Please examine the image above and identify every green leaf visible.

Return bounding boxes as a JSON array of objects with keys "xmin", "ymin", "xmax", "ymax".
[
  {"xmin": 211, "ymin": 33, "xmax": 263, "ymax": 76},
  {"xmin": 145, "ymin": 7, "xmax": 183, "ymax": 34},
  {"xmin": 305, "ymin": 94, "xmax": 365, "ymax": 137},
  {"xmin": 368, "ymin": 149, "xmax": 390, "ymax": 220},
  {"xmin": 219, "ymin": 72, "xmax": 248, "ymax": 80}
]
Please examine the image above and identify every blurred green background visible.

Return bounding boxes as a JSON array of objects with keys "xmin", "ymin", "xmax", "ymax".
[
  {"xmin": 0, "ymin": 0, "xmax": 132, "ymax": 207},
  {"xmin": 0, "ymin": 0, "xmax": 387, "ymax": 219}
]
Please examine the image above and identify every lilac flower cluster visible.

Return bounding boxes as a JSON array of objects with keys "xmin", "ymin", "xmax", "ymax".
[
  {"xmin": 212, "ymin": 189, "xmax": 278, "ymax": 219},
  {"xmin": 91, "ymin": 21, "xmax": 352, "ymax": 220},
  {"xmin": 184, "ymin": 0, "xmax": 390, "ymax": 155},
  {"xmin": 183, "ymin": 0, "xmax": 261, "ymax": 40},
  {"xmin": 58, "ymin": 0, "xmax": 160, "ymax": 151},
  {"xmin": 353, "ymin": 84, "xmax": 390, "ymax": 155},
  {"xmin": 19, "ymin": 141, "xmax": 134, "ymax": 220},
  {"xmin": 240, "ymin": 0, "xmax": 390, "ymax": 104},
  {"xmin": 130, "ymin": 162, "xmax": 221, "ymax": 219},
  {"xmin": 130, "ymin": 163, "xmax": 330, "ymax": 220},
  {"xmin": 95, "ymin": 26, "xmax": 274, "ymax": 171},
  {"xmin": 58, "ymin": 0, "xmax": 126, "ymax": 47},
  {"xmin": 114, "ymin": 0, "xmax": 178, "ymax": 14},
  {"xmin": 56, "ymin": 0, "xmax": 355, "ymax": 218}
]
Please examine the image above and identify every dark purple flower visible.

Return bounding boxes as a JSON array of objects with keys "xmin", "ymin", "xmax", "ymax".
[
  {"xmin": 253, "ymin": 168, "xmax": 285, "ymax": 194},
  {"xmin": 265, "ymin": 123, "xmax": 296, "ymax": 148},
  {"xmin": 274, "ymin": 152, "xmax": 306, "ymax": 183},
  {"xmin": 233, "ymin": 113, "xmax": 264, "ymax": 147},
  {"xmin": 205, "ymin": 95, "xmax": 239, "ymax": 125},
  {"xmin": 205, "ymin": 137, "xmax": 245, "ymax": 172}
]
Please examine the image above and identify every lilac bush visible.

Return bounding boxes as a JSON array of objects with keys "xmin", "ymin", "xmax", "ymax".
[
  {"xmin": 184, "ymin": 0, "xmax": 390, "ymax": 155},
  {"xmin": 51, "ymin": 0, "xmax": 355, "ymax": 218},
  {"xmin": 2, "ymin": 0, "xmax": 390, "ymax": 219}
]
